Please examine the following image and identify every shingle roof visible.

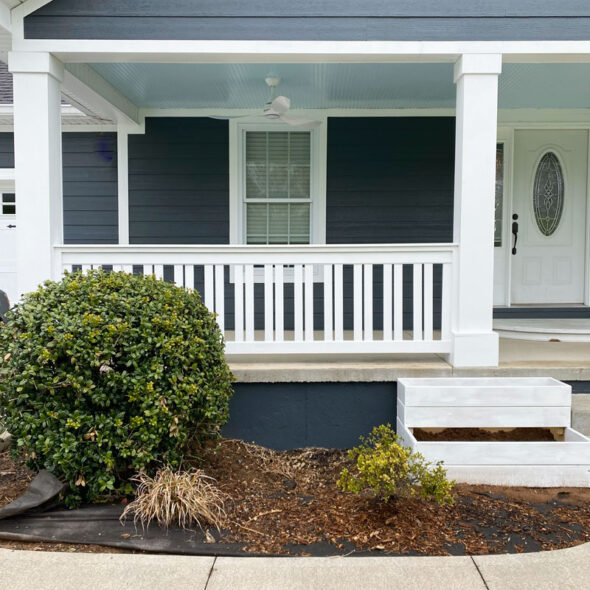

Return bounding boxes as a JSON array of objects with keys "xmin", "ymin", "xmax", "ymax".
[{"xmin": 0, "ymin": 62, "xmax": 13, "ymax": 104}]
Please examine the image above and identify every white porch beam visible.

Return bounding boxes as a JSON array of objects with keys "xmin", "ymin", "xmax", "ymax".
[
  {"xmin": 450, "ymin": 53, "xmax": 502, "ymax": 368},
  {"xmin": 63, "ymin": 64, "xmax": 140, "ymax": 126},
  {"xmin": 10, "ymin": 40, "xmax": 590, "ymax": 64},
  {"xmin": 8, "ymin": 51, "xmax": 63, "ymax": 297}
]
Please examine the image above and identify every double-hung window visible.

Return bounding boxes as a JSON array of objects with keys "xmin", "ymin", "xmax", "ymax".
[{"xmin": 242, "ymin": 129, "xmax": 314, "ymax": 245}]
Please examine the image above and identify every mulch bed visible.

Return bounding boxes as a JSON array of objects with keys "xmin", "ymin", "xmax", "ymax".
[
  {"xmin": 412, "ymin": 427, "xmax": 558, "ymax": 442},
  {"xmin": 2, "ymin": 439, "xmax": 590, "ymax": 556}
]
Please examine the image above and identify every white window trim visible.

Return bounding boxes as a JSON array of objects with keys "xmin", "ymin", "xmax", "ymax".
[{"xmin": 229, "ymin": 118, "xmax": 326, "ymax": 246}]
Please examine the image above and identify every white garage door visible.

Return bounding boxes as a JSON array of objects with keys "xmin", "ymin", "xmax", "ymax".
[{"xmin": 0, "ymin": 189, "xmax": 17, "ymax": 306}]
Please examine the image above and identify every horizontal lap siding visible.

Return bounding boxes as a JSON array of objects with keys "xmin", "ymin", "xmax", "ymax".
[
  {"xmin": 25, "ymin": 1, "xmax": 590, "ymax": 40},
  {"xmin": 0, "ymin": 133, "xmax": 14, "ymax": 168},
  {"xmin": 0, "ymin": 132, "xmax": 118, "ymax": 243},
  {"xmin": 128, "ymin": 118, "xmax": 229, "ymax": 244},
  {"xmin": 63, "ymin": 133, "xmax": 118, "ymax": 244},
  {"xmin": 327, "ymin": 117, "xmax": 455, "ymax": 330}
]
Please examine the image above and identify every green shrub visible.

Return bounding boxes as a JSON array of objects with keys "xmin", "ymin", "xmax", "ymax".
[
  {"xmin": 0, "ymin": 270, "xmax": 234, "ymax": 507},
  {"xmin": 337, "ymin": 424, "xmax": 454, "ymax": 505}
]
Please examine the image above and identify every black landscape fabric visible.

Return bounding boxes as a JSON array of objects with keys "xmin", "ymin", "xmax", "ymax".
[{"xmin": 0, "ymin": 472, "xmax": 248, "ymax": 555}]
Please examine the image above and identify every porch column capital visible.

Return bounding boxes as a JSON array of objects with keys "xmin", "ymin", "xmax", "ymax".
[
  {"xmin": 454, "ymin": 54, "xmax": 502, "ymax": 82},
  {"xmin": 8, "ymin": 51, "xmax": 64, "ymax": 83}
]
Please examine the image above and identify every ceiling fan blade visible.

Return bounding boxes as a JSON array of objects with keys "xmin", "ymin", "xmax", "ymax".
[
  {"xmin": 279, "ymin": 114, "xmax": 321, "ymax": 128},
  {"xmin": 269, "ymin": 95, "xmax": 291, "ymax": 115},
  {"xmin": 208, "ymin": 114, "xmax": 263, "ymax": 120}
]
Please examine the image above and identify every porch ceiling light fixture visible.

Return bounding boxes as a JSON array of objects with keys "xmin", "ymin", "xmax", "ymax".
[{"xmin": 211, "ymin": 77, "xmax": 320, "ymax": 127}]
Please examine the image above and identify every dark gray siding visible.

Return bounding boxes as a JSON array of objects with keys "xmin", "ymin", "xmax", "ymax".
[
  {"xmin": 327, "ymin": 118, "xmax": 454, "ymax": 244},
  {"xmin": 0, "ymin": 133, "xmax": 14, "ymax": 168},
  {"xmin": 25, "ymin": 0, "xmax": 590, "ymax": 41},
  {"xmin": 0, "ymin": 132, "xmax": 118, "ymax": 243},
  {"xmin": 63, "ymin": 133, "xmax": 118, "ymax": 244},
  {"xmin": 128, "ymin": 117, "xmax": 229, "ymax": 244}
]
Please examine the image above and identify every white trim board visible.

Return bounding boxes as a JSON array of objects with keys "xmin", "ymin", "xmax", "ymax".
[{"xmin": 13, "ymin": 39, "xmax": 590, "ymax": 63}]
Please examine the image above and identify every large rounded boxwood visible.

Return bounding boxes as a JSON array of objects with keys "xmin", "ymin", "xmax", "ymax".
[{"xmin": 0, "ymin": 270, "xmax": 234, "ymax": 506}]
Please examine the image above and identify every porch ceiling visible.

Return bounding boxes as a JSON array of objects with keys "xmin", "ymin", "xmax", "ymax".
[{"xmin": 88, "ymin": 62, "xmax": 590, "ymax": 110}]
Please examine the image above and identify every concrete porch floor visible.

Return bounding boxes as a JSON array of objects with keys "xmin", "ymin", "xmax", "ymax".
[{"xmin": 227, "ymin": 339, "xmax": 590, "ymax": 383}]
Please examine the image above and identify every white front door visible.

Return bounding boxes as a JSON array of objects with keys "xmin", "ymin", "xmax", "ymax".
[
  {"xmin": 0, "ymin": 189, "xmax": 17, "ymax": 306},
  {"xmin": 511, "ymin": 130, "xmax": 588, "ymax": 304}
]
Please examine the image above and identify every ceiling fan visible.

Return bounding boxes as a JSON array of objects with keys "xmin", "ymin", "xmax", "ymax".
[{"xmin": 211, "ymin": 77, "xmax": 320, "ymax": 128}]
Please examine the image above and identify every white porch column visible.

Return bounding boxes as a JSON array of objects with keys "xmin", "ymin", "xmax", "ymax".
[
  {"xmin": 8, "ymin": 52, "xmax": 64, "ymax": 297},
  {"xmin": 450, "ymin": 54, "xmax": 502, "ymax": 367}
]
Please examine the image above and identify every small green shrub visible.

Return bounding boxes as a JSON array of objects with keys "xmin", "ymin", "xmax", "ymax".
[
  {"xmin": 337, "ymin": 424, "xmax": 454, "ymax": 505},
  {"xmin": 0, "ymin": 270, "xmax": 234, "ymax": 507}
]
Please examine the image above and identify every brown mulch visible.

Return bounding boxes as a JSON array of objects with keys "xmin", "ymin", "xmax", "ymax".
[
  {"xmin": 0, "ymin": 449, "xmax": 34, "ymax": 508},
  {"xmin": 413, "ymin": 427, "xmax": 558, "ymax": 442},
  {"xmin": 1, "ymin": 440, "xmax": 590, "ymax": 556},
  {"xmin": 195, "ymin": 438, "xmax": 590, "ymax": 555}
]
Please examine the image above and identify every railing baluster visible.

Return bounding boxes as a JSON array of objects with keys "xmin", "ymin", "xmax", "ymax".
[
  {"xmin": 112, "ymin": 264, "xmax": 122, "ymax": 272},
  {"xmin": 245, "ymin": 264, "xmax": 254, "ymax": 342},
  {"xmin": 234, "ymin": 265, "xmax": 244, "ymax": 342},
  {"xmin": 441, "ymin": 262, "xmax": 452, "ymax": 341},
  {"xmin": 383, "ymin": 263, "xmax": 392, "ymax": 341},
  {"xmin": 215, "ymin": 264, "xmax": 225, "ymax": 333},
  {"xmin": 204, "ymin": 264, "xmax": 214, "ymax": 312},
  {"xmin": 353, "ymin": 264, "xmax": 362, "ymax": 342},
  {"xmin": 394, "ymin": 264, "xmax": 403, "ymax": 341},
  {"xmin": 143, "ymin": 264, "xmax": 152, "ymax": 277},
  {"xmin": 184, "ymin": 265, "xmax": 194, "ymax": 290},
  {"xmin": 173, "ymin": 264, "xmax": 183, "ymax": 287},
  {"xmin": 413, "ymin": 263, "xmax": 423, "ymax": 341},
  {"xmin": 294, "ymin": 264, "xmax": 303, "ymax": 341},
  {"xmin": 154, "ymin": 265, "xmax": 164, "ymax": 281},
  {"xmin": 423, "ymin": 263, "xmax": 434, "ymax": 341},
  {"xmin": 363, "ymin": 263, "xmax": 373, "ymax": 341},
  {"xmin": 304, "ymin": 264, "xmax": 314, "ymax": 342},
  {"xmin": 334, "ymin": 264, "xmax": 344, "ymax": 342},
  {"xmin": 323, "ymin": 264, "xmax": 333, "ymax": 342},
  {"xmin": 63, "ymin": 264, "xmax": 73, "ymax": 275},
  {"xmin": 81, "ymin": 264, "xmax": 91, "ymax": 274},
  {"xmin": 122, "ymin": 264, "xmax": 133, "ymax": 275},
  {"xmin": 275, "ymin": 265, "xmax": 284, "ymax": 343},
  {"xmin": 264, "ymin": 264, "xmax": 274, "ymax": 342}
]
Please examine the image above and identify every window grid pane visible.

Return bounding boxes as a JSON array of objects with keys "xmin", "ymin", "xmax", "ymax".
[
  {"xmin": 245, "ymin": 131, "xmax": 311, "ymax": 244},
  {"xmin": 1, "ymin": 193, "xmax": 15, "ymax": 216}
]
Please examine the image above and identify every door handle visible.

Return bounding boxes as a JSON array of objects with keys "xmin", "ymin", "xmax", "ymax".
[
  {"xmin": 6, "ymin": 224, "xmax": 15, "ymax": 229},
  {"xmin": 511, "ymin": 214, "xmax": 519, "ymax": 255}
]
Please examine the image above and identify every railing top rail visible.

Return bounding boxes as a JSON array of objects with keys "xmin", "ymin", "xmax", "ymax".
[
  {"xmin": 55, "ymin": 243, "xmax": 457, "ymax": 265},
  {"xmin": 55, "ymin": 243, "xmax": 457, "ymax": 255}
]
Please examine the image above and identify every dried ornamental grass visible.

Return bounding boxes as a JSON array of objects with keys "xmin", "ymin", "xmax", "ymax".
[{"xmin": 121, "ymin": 468, "xmax": 226, "ymax": 531}]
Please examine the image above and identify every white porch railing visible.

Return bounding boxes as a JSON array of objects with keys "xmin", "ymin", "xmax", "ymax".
[{"xmin": 54, "ymin": 244, "xmax": 456, "ymax": 355}]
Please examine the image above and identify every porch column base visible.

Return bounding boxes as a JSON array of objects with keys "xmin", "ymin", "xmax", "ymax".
[{"xmin": 447, "ymin": 331, "xmax": 499, "ymax": 368}]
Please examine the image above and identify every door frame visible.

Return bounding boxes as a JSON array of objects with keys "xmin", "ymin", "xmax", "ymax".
[{"xmin": 496, "ymin": 123, "xmax": 590, "ymax": 307}]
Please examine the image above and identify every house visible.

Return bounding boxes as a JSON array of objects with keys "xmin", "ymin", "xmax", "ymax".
[{"xmin": 2, "ymin": 0, "xmax": 590, "ymax": 448}]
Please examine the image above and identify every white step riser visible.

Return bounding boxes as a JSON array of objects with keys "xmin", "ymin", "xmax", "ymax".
[
  {"xmin": 398, "ymin": 378, "xmax": 571, "ymax": 408},
  {"xmin": 398, "ymin": 420, "xmax": 590, "ymax": 466},
  {"xmin": 398, "ymin": 401, "xmax": 571, "ymax": 428},
  {"xmin": 444, "ymin": 466, "xmax": 590, "ymax": 487}
]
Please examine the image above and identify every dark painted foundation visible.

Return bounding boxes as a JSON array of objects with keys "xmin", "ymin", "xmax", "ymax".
[{"xmin": 223, "ymin": 382, "xmax": 396, "ymax": 450}]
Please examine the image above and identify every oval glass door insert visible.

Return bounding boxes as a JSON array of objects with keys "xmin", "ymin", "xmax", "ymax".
[{"xmin": 533, "ymin": 152, "xmax": 564, "ymax": 237}]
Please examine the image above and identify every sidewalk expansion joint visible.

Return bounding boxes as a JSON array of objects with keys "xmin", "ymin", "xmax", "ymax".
[
  {"xmin": 204, "ymin": 555, "xmax": 217, "ymax": 590},
  {"xmin": 471, "ymin": 556, "xmax": 490, "ymax": 590}
]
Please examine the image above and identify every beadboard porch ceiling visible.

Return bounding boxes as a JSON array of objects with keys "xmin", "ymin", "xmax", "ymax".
[{"xmin": 88, "ymin": 62, "xmax": 590, "ymax": 110}]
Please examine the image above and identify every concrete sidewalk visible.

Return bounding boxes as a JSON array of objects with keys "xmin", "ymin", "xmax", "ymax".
[{"xmin": 1, "ymin": 542, "xmax": 589, "ymax": 590}]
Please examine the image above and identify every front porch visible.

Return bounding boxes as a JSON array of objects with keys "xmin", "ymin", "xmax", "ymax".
[{"xmin": 8, "ymin": 43, "xmax": 590, "ymax": 368}]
